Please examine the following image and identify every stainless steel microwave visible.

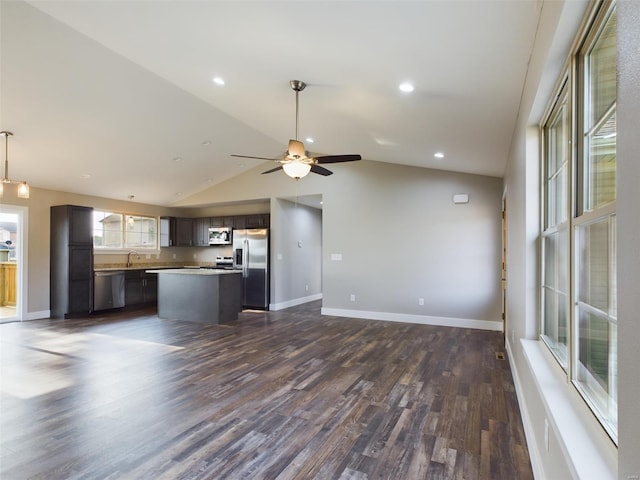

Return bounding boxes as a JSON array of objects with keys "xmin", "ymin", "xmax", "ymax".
[{"xmin": 208, "ymin": 227, "xmax": 232, "ymax": 245}]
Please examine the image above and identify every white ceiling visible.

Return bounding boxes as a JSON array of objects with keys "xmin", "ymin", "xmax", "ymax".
[{"xmin": 2, "ymin": 0, "xmax": 547, "ymax": 206}]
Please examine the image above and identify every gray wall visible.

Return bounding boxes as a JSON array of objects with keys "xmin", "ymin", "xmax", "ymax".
[
  {"xmin": 177, "ymin": 159, "xmax": 504, "ymax": 329},
  {"xmin": 320, "ymin": 161, "xmax": 502, "ymax": 323},
  {"xmin": 270, "ymin": 198, "xmax": 322, "ymax": 309},
  {"xmin": 617, "ymin": 0, "xmax": 640, "ymax": 476}
]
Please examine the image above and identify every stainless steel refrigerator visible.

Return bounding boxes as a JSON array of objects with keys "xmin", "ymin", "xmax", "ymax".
[{"xmin": 233, "ymin": 228, "xmax": 269, "ymax": 309}]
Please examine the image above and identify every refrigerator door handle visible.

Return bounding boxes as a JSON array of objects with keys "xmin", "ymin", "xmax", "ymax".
[{"xmin": 243, "ymin": 238, "xmax": 249, "ymax": 278}]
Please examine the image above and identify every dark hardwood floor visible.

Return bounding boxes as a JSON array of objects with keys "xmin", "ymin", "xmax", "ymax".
[{"xmin": 0, "ymin": 301, "xmax": 532, "ymax": 479}]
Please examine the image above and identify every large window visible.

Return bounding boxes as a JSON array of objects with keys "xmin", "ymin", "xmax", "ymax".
[
  {"xmin": 541, "ymin": 2, "xmax": 617, "ymax": 442},
  {"xmin": 541, "ymin": 82, "xmax": 570, "ymax": 366},
  {"xmin": 93, "ymin": 210, "xmax": 158, "ymax": 250}
]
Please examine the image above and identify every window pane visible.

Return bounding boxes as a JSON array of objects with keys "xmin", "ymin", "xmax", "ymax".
[
  {"xmin": 587, "ymin": 109, "xmax": 616, "ymax": 210},
  {"xmin": 577, "ymin": 219, "xmax": 609, "ymax": 312},
  {"xmin": 542, "ymin": 228, "xmax": 568, "ymax": 367},
  {"xmin": 93, "ymin": 211, "xmax": 123, "ymax": 249},
  {"xmin": 545, "ymin": 93, "xmax": 569, "ymax": 228},
  {"xmin": 610, "ymin": 215, "xmax": 617, "ymax": 319},
  {"xmin": 125, "ymin": 215, "xmax": 157, "ymax": 249},
  {"xmin": 543, "ymin": 289, "xmax": 568, "ymax": 366},
  {"xmin": 577, "ymin": 309, "xmax": 611, "ymax": 391},
  {"xmin": 587, "ymin": 9, "xmax": 617, "ymax": 130},
  {"xmin": 576, "ymin": 307, "xmax": 617, "ymax": 432}
]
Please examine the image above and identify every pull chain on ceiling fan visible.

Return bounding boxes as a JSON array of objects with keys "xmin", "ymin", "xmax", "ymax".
[{"xmin": 231, "ymin": 80, "xmax": 361, "ymax": 179}]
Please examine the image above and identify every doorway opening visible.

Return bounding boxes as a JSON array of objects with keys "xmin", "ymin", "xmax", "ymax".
[{"xmin": 0, "ymin": 205, "xmax": 27, "ymax": 323}]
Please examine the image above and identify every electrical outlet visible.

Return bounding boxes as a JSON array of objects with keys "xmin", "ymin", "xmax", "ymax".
[
  {"xmin": 305, "ymin": 284, "xmax": 309, "ymax": 291},
  {"xmin": 145, "ymin": 254, "xmax": 151, "ymax": 259},
  {"xmin": 350, "ymin": 294, "xmax": 356, "ymax": 302},
  {"xmin": 193, "ymin": 253, "xmax": 197, "ymax": 259},
  {"xmin": 418, "ymin": 298, "xmax": 424, "ymax": 306},
  {"xmin": 172, "ymin": 253, "xmax": 176, "ymax": 259},
  {"xmin": 544, "ymin": 419, "xmax": 549, "ymax": 452}
]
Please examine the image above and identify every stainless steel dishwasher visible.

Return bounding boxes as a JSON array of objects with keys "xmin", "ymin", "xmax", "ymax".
[{"xmin": 94, "ymin": 271, "xmax": 125, "ymax": 311}]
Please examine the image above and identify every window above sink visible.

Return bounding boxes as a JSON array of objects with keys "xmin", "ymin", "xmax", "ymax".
[{"xmin": 93, "ymin": 210, "xmax": 158, "ymax": 251}]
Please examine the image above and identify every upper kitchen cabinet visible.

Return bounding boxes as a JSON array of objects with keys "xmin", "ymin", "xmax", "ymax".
[
  {"xmin": 210, "ymin": 216, "xmax": 234, "ymax": 228},
  {"xmin": 160, "ymin": 217, "xmax": 194, "ymax": 247},
  {"xmin": 50, "ymin": 205, "xmax": 94, "ymax": 318},
  {"xmin": 160, "ymin": 217, "xmax": 176, "ymax": 247},
  {"xmin": 176, "ymin": 217, "xmax": 194, "ymax": 247},
  {"xmin": 245, "ymin": 214, "xmax": 270, "ymax": 228},
  {"xmin": 192, "ymin": 217, "xmax": 211, "ymax": 247}
]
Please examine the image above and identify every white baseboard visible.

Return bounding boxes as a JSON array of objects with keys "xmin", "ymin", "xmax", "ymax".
[
  {"xmin": 22, "ymin": 310, "xmax": 50, "ymax": 321},
  {"xmin": 506, "ymin": 339, "xmax": 545, "ymax": 480},
  {"xmin": 320, "ymin": 307, "xmax": 503, "ymax": 331},
  {"xmin": 270, "ymin": 293, "xmax": 323, "ymax": 311}
]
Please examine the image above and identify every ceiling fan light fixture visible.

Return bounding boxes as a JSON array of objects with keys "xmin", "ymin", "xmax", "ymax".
[
  {"xmin": 287, "ymin": 139, "xmax": 306, "ymax": 159},
  {"xmin": 283, "ymin": 162, "xmax": 311, "ymax": 179}
]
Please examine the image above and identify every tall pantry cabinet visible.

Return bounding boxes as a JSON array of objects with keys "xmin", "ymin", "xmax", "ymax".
[{"xmin": 50, "ymin": 205, "xmax": 94, "ymax": 318}]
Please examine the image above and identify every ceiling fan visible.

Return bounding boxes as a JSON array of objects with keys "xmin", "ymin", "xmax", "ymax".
[{"xmin": 231, "ymin": 80, "xmax": 361, "ymax": 179}]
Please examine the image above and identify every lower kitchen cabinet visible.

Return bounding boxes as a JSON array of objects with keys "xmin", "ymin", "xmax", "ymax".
[{"xmin": 125, "ymin": 271, "xmax": 158, "ymax": 307}]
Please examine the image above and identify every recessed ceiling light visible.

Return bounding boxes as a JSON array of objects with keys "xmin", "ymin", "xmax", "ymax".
[
  {"xmin": 399, "ymin": 82, "xmax": 415, "ymax": 93},
  {"xmin": 434, "ymin": 152, "xmax": 445, "ymax": 159},
  {"xmin": 201, "ymin": 140, "xmax": 212, "ymax": 146},
  {"xmin": 175, "ymin": 192, "xmax": 183, "ymax": 196},
  {"xmin": 305, "ymin": 137, "xmax": 314, "ymax": 143},
  {"xmin": 80, "ymin": 173, "xmax": 91, "ymax": 179},
  {"xmin": 173, "ymin": 157, "xmax": 183, "ymax": 162},
  {"xmin": 212, "ymin": 77, "xmax": 225, "ymax": 86}
]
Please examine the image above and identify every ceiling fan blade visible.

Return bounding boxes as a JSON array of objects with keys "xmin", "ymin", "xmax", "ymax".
[
  {"xmin": 315, "ymin": 154, "xmax": 362, "ymax": 164},
  {"xmin": 262, "ymin": 165, "xmax": 284, "ymax": 174},
  {"xmin": 231, "ymin": 154, "xmax": 281, "ymax": 161},
  {"xmin": 310, "ymin": 165, "xmax": 333, "ymax": 176}
]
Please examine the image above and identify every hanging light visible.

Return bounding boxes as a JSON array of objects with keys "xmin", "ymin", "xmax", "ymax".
[
  {"xmin": 282, "ymin": 161, "xmax": 311, "ymax": 179},
  {"xmin": 0, "ymin": 131, "xmax": 30, "ymax": 199}
]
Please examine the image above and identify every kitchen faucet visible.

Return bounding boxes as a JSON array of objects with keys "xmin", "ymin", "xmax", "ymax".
[{"xmin": 127, "ymin": 250, "xmax": 140, "ymax": 268}]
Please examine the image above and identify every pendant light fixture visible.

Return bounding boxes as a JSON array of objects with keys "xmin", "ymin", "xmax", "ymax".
[{"xmin": 0, "ymin": 131, "xmax": 29, "ymax": 199}]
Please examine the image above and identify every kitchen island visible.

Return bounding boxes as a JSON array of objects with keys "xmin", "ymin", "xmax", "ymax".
[{"xmin": 146, "ymin": 268, "xmax": 242, "ymax": 324}]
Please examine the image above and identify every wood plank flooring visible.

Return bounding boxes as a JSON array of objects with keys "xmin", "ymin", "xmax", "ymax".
[{"xmin": 0, "ymin": 301, "xmax": 533, "ymax": 479}]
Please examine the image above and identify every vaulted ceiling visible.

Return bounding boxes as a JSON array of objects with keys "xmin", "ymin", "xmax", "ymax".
[{"xmin": 1, "ymin": 1, "xmax": 584, "ymax": 205}]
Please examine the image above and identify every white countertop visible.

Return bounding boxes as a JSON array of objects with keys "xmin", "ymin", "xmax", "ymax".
[{"xmin": 145, "ymin": 268, "xmax": 241, "ymax": 275}]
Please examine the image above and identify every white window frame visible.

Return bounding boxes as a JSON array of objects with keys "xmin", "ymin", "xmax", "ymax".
[{"xmin": 93, "ymin": 210, "xmax": 159, "ymax": 253}]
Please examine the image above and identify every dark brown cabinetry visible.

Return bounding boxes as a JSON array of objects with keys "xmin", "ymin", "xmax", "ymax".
[
  {"xmin": 160, "ymin": 214, "xmax": 270, "ymax": 248},
  {"xmin": 176, "ymin": 218, "xmax": 194, "ymax": 247},
  {"xmin": 124, "ymin": 270, "xmax": 158, "ymax": 307},
  {"xmin": 160, "ymin": 217, "xmax": 176, "ymax": 247},
  {"xmin": 192, "ymin": 217, "xmax": 211, "ymax": 246},
  {"xmin": 160, "ymin": 217, "xmax": 194, "ymax": 247},
  {"xmin": 245, "ymin": 214, "xmax": 270, "ymax": 228},
  {"xmin": 210, "ymin": 216, "xmax": 234, "ymax": 228},
  {"xmin": 50, "ymin": 205, "xmax": 94, "ymax": 318}
]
